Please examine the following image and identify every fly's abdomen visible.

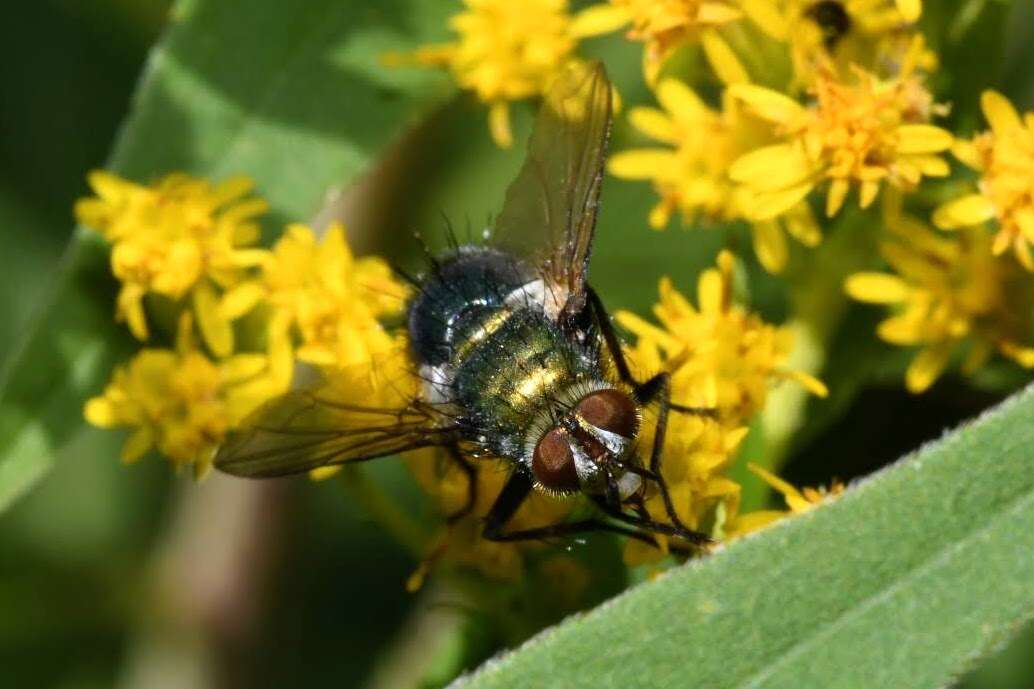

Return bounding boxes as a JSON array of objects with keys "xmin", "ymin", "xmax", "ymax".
[{"xmin": 407, "ymin": 247, "xmax": 533, "ymax": 367}]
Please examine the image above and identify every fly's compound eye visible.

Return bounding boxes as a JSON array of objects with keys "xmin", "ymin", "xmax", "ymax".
[
  {"xmin": 532, "ymin": 427, "xmax": 580, "ymax": 493},
  {"xmin": 575, "ymin": 388, "xmax": 639, "ymax": 438}
]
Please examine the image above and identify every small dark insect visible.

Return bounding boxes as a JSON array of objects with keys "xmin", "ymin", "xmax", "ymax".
[
  {"xmin": 806, "ymin": 0, "xmax": 852, "ymax": 51},
  {"xmin": 215, "ymin": 62, "xmax": 714, "ymax": 553}
]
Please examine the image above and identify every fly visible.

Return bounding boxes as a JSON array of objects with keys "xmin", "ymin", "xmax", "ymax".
[{"xmin": 215, "ymin": 62, "xmax": 715, "ymax": 552}]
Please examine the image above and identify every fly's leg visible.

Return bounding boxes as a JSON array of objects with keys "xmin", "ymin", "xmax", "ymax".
[
  {"xmin": 481, "ymin": 471, "xmax": 662, "ymax": 548},
  {"xmin": 587, "ymin": 286, "xmax": 717, "ymax": 418},
  {"xmin": 444, "ymin": 444, "xmax": 478, "ymax": 524},
  {"xmin": 629, "ymin": 372, "xmax": 713, "ymax": 547}
]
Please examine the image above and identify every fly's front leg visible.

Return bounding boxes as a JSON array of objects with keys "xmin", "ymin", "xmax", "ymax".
[
  {"xmin": 633, "ymin": 372, "xmax": 712, "ymax": 547},
  {"xmin": 481, "ymin": 470, "xmax": 661, "ymax": 548}
]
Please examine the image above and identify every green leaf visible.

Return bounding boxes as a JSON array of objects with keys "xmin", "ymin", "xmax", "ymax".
[
  {"xmin": 0, "ymin": 0, "xmax": 452, "ymax": 513},
  {"xmin": 451, "ymin": 385, "xmax": 1034, "ymax": 689}
]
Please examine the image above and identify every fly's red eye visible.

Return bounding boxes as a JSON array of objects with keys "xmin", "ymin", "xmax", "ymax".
[
  {"xmin": 575, "ymin": 389, "xmax": 638, "ymax": 438},
  {"xmin": 532, "ymin": 427, "xmax": 580, "ymax": 493}
]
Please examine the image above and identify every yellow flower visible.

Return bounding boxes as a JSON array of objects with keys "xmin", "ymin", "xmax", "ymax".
[
  {"xmin": 575, "ymin": 0, "xmax": 747, "ymax": 84},
  {"xmin": 609, "ymin": 79, "xmax": 821, "ymax": 273},
  {"xmin": 222, "ymin": 222, "xmax": 409, "ymax": 372},
  {"xmin": 75, "ymin": 171, "xmax": 269, "ymax": 357},
  {"xmin": 729, "ymin": 64, "xmax": 951, "ymax": 220},
  {"xmin": 934, "ymin": 91, "xmax": 1034, "ymax": 271},
  {"xmin": 615, "ymin": 251, "xmax": 827, "ymax": 562},
  {"xmin": 742, "ymin": 0, "xmax": 930, "ymax": 88},
  {"xmin": 398, "ymin": 0, "xmax": 608, "ymax": 147},
  {"xmin": 84, "ymin": 315, "xmax": 288, "ymax": 476},
  {"xmin": 617, "ymin": 251, "xmax": 828, "ymax": 422},
  {"xmin": 727, "ymin": 462, "xmax": 844, "ymax": 536},
  {"xmin": 845, "ymin": 215, "xmax": 1034, "ymax": 393}
]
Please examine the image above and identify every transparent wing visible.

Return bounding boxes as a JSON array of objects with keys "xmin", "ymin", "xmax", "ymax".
[
  {"xmin": 493, "ymin": 60, "xmax": 613, "ymax": 324},
  {"xmin": 215, "ymin": 357, "xmax": 461, "ymax": 478}
]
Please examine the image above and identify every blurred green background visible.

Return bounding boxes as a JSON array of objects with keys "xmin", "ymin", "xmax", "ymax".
[{"xmin": 2, "ymin": 1, "xmax": 1034, "ymax": 687}]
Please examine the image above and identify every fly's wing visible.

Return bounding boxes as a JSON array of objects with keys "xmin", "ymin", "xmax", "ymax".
[
  {"xmin": 215, "ymin": 357, "xmax": 461, "ymax": 478},
  {"xmin": 492, "ymin": 61, "xmax": 613, "ymax": 325}
]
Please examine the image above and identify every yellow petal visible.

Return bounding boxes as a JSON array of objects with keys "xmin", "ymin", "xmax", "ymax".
[
  {"xmin": 825, "ymin": 179, "xmax": 850, "ymax": 217},
  {"xmin": 981, "ymin": 90, "xmax": 1022, "ymax": 135},
  {"xmin": 699, "ymin": 2, "xmax": 744, "ymax": 24},
  {"xmin": 193, "ymin": 281, "xmax": 233, "ymax": 358},
  {"xmin": 910, "ymin": 155, "xmax": 950, "ymax": 177},
  {"xmin": 999, "ymin": 341, "xmax": 1034, "ymax": 368},
  {"xmin": 748, "ymin": 183, "xmax": 815, "ymax": 221},
  {"xmin": 608, "ymin": 149, "xmax": 677, "ymax": 179},
  {"xmin": 657, "ymin": 79, "xmax": 708, "ymax": 118},
  {"xmin": 220, "ymin": 281, "xmax": 265, "ymax": 320},
  {"xmin": 738, "ymin": 0, "xmax": 789, "ymax": 39},
  {"xmin": 84, "ymin": 397, "xmax": 117, "ymax": 428},
  {"xmin": 932, "ymin": 194, "xmax": 996, "ymax": 229},
  {"xmin": 859, "ymin": 180, "xmax": 881, "ymax": 209},
  {"xmin": 877, "ymin": 314, "xmax": 924, "ymax": 345},
  {"xmin": 784, "ymin": 205, "xmax": 821, "ymax": 246},
  {"xmin": 896, "ymin": 125, "xmax": 953, "ymax": 154},
  {"xmin": 628, "ymin": 107, "xmax": 676, "ymax": 142},
  {"xmin": 786, "ymin": 370, "xmax": 829, "ymax": 398},
  {"xmin": 569, "ymin": 4, "xmax": 631, "ymax": 37},
  {"xmin": 488, "ymin": 102, "xmax": 512, "ymax": 149},
  {"xmin": 121, "ymin": 427, "xmax": 153, "ymax": 464},
  {"xmin": 906, "ymin": 344, "xmax": 953, "ymax": 394},
  {"xmin": 747, "ymin": 462, "xmax": 803, "ymax": 504},
  {"xmin": 701, "ymin": 30, "xmax": 749, "ymax": 85},
  {"xmin": 845, "ymin": 273, "xmax": 910, "ymax": 304},
  {"xmin": 751, "ymin": 220, "xmax": 788, "ymax": 273},
  {"xmin": 896, "ymin": 0, "xmax": 922, "ymax": 22},
  {"xmin": 728, "ymin": 84, "xmax": 805, "ymax": 123},
  {"xmin": 951, "ymin": 140, "xmax": 983, "ymax": 170},
  {"xmin": 729, "ymin": 144, "xmax": 814, "ymax": 189}
]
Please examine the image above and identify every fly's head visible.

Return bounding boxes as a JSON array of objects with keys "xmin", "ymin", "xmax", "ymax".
[{"xmin": 524, "ymin": 385, "xmax": 642, "ymax": 498}]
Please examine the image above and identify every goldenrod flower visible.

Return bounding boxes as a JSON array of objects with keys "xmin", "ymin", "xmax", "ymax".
[
  {"xmin": 742, "ymin": 0, "xmax": 929, "ymax": 88},
  {"xmin": 617, "ymin": 251, "xmax": 828, "ymax": 421},
  {"xmin": 75, "ymin": 171, "xmax": 269, "ymax": 357},
  {"xmin": 933, "ymin": 91, "xmax": 1034, "ymax": 271},
  {"xmin": 729, "ymin": 64, "xmax": 951, "ymax": 220},
  {"xmin": 845, "ymin": 216, "xmax": 1034, "ymax": 393},
  {"xmin": 84, "ymin": 315, "xmax": 288, "ymax": 476},
  {"xmin": 221, "ymin": 222, "xmax": 409, "ymax": 372},
  {"xmin": 727, "ymin": 462, "xmax": 844, "ymax": 536},
  {"xmin": 399, "ymin": 0, "xmax": 608, "ymax": 147},
  {"xmin": 609, "ymin": 79, "xmax": 820, "ymax": 272},
  {"xmin": 616, "ymin": 251, "xmax": 827, "ymax": 561},
  {"xmin": 576, "ymin": 0, "xmax": 747, "ymax": 84}
]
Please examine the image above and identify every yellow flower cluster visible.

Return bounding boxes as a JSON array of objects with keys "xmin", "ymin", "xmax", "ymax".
[
  {"xmin": 846, "ymin": 214, "xmax": 1034, "ymax": 393},
  {"xmin": 397, "ymin": 0, "xmax": 611, "ymax": 147},
  {"xmin": 935, "ymin": 92, "xmax": 1034, "ymax": 270},
  {"xmin": 609, "ymin": 80, "xmax": 820, "ymax": 273},
  {"xmin": 75, "ymin": 171, "xmax": 269, "ymax": 356},
  {"xmin": 615, "ymin": 251, "xmax": 827, "ymax": 562},
  {"xmin": 79, "ymin": 172, "xmax": 409, "ymax": 472},
  {"xmin": 729, "ymin": 64, "xmax": 951, "ymax": 220}
]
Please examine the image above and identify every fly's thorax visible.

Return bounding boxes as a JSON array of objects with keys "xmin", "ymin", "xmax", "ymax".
[
  {"xmin": 522, "ymin": 380, "xmax": 643, "ymax": 497},
  {"xmin": 449, "ymin": 307, "xmax": 593, "ymax": 456}
]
